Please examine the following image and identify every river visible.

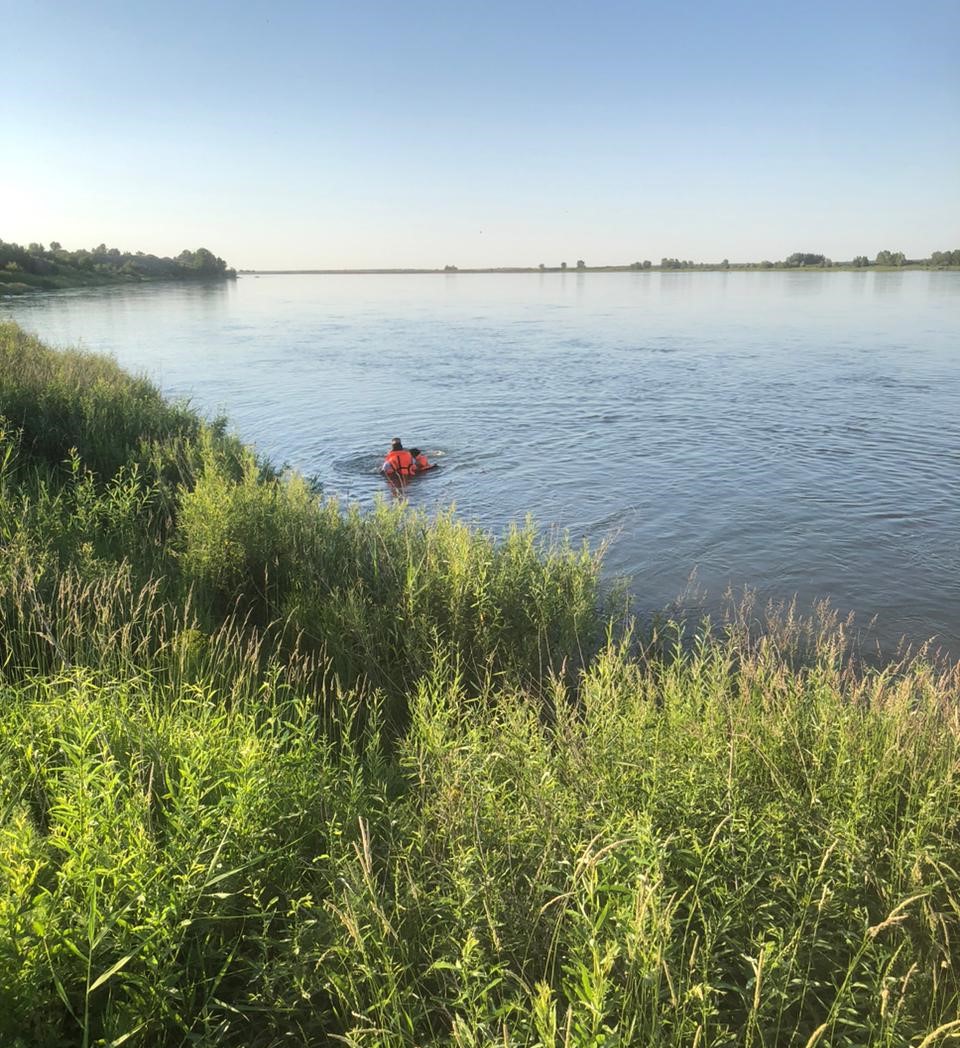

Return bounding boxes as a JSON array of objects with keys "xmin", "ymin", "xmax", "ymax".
[{"xmin": 4, "ymin": 270, "xmax": 959, "ymax": 659}]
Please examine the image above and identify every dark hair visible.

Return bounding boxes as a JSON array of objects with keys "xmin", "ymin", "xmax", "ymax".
[
  {"xmin": 410, "ymin": 448, "xmax": 421, "ymax": 458},
  {"xmin": 391, "ymin": 437, "xmax": 402, "ymax": 450}
]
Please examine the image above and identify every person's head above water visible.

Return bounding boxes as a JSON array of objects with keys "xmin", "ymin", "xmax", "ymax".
[{"xmin": 390, "ymin": 437, "xmax": 403, "ymax": 451}]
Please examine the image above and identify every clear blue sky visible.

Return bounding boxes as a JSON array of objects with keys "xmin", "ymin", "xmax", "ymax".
[{"xmin": 4, "ymin": 0, "xmax": 958, "ymax": 268}]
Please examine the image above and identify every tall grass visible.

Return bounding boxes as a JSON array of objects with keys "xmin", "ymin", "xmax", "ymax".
[
  {"xmin": 0, "ymin": 321, "xmax": 201, "ymax": 481},
  {"xmin": 2, "ymin": 632, "xmax": 958, "ymax": 1046},
  {"xmin": 1, "ymin": 321, "xmax": 959, "ymax": 1045}
]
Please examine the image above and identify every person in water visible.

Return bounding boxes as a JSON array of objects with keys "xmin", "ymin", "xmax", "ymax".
[
  {"xmin": 409, "ymin": 447, "xmax": 431, "ymax": 472},
  {"xmin": 381, "ymin": 437, "xmax": 418, "ymax": 479}
]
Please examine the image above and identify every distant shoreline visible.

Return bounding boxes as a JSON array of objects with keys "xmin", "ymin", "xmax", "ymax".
[{"xmin": 240, "ymin": 264, "xmax": 960, "ymax": 275}]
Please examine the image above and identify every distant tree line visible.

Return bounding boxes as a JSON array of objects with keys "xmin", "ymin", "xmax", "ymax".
[
  {"xmin": 522, "ymin": 250, "xmax": 960, "ymax": 272},
  {"xmin": 835, "ymin": 249, "xmax": 958, "ymax": 268},
  {"xmin": 0, "ymin": 240, "xmax": 236, "ymax": 292},
  {"xmin": 632, "ymin": 249, "xmax": 960, "ymax": 271},
  {"xmin": 930, "ymin": 249, "xmax": 960, "ymax": 266}
]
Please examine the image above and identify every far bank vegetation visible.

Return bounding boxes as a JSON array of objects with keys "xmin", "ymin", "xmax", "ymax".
[
  {"xmin": 0, "ymin": 240, "xmax": 235, "ymax": 295},
  {"xmin": 262, "ymin": 247, "xmax": 960, "ymax": 276},
  {"xmin": 556, "ymin": 248, "xmax": 960, "ymax": 273}
]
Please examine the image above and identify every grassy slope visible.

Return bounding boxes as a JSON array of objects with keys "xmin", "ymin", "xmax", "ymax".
[
  {"xmin": 0, "ymin": 269, "xmax": 228, "ymax": 295},
  {"xmin": 0, "ymin": 267, "xmax": 137, "ymax": 293},
  {"xmin": 0, "ymin": 260, "xmax": 234, "ymax": 296},
  {"xmin": 1, "ymin": 320, "xmax": 959, "ymax": 1047}
]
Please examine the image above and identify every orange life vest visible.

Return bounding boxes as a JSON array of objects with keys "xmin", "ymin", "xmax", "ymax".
[
  {"xmin": 384, "ymin": 449, "xmax": 416, "ymax": 476},
  {"xmin": 414, "ymin": 452, "xmax": 430, "ymax": 471}
]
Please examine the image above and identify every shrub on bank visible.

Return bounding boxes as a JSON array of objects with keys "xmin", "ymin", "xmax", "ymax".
[{"xmin": 177, "ymin": 434, "xmax": 602, "ymax": 703}]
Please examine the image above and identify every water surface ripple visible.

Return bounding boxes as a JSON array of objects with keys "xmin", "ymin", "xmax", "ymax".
[{"xmin": 5, "ymin": 271, "xmax": 959, "ymax": 659}]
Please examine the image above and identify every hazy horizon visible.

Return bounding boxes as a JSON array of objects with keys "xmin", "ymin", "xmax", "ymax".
[{"xmin": 5, "ymin": 0, "xmax": 959, "ymax": 269}]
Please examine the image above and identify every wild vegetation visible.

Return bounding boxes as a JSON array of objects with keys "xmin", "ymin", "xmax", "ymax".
[
  {"xmin": 0, "ymin": 241, "xmax": 235, "ymax": 295},
  {"xmin": 2, "ymin": 319, "xmax": 959, "ymax": 1046}
]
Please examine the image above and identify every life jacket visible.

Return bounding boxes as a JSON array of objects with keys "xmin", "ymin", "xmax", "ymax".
[
  {"xmin": 384, "ymin": 449, "xmax": 416, "ymax": 477},
  {"xmin": 414, "ymin": 452, "xmax": 430, "ymax": 471}
]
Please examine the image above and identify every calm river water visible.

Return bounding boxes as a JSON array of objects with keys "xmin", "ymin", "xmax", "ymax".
[{"xmin": 4, "ymin": 271, "xmax": 959, "ymax": 659}]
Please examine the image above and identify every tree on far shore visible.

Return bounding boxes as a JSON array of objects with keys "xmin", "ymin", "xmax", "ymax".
[
  {"xmin": 931, "ymin": 249, "xmax": 960, "ymax": 266},
  {"xmin": 875, "ymin": 250, "xmax": 906, "ymax": 266},
  {"xmin": 0, "ymin": 239, "xmax": 236, "ymax": 287},
  {"xmin": 784, "ymin": 252, "xmax": 826, "ymax": 267}
]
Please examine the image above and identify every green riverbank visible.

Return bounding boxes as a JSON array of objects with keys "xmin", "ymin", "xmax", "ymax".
[
  {"xmin": 1, "ymin": 320, "xmax": 959, "ymax": 1046},
  {"xmin": 0, "ymin": 242, "xmax": 235, "ymax": 296}
]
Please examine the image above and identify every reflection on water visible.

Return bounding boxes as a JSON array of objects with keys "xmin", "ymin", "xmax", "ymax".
[{"xmin": 4, "ymin": 271, "xmax": 960, "ymax": 659}]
